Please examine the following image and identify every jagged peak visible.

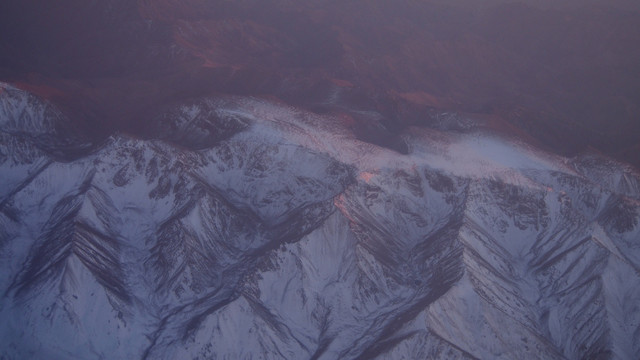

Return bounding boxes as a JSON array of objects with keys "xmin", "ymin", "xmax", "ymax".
[
  {"xmin": 0, "ymin": 83, "xmax": 62, "ymax": 135},
  {"xmin": 0, "ymin": 84, "xmax": 94, "ymax": 160},
  {"xmin": 6, "ymin": 171, "xmax": 128, "ymax": 304},
  {"xmin": 147, "ymin": 96, "xmax": 253, "ymax": 150},
  {"xmin": 444, "ymin": 171, "xmax": 640, "ymax": 360},
  {"xmin": 572, "ymin": 152, "xmax": 640, "ymax": 199},
  {"xmin": 2, "ymin": 93, "xmax": 640, "ymax": 359}
]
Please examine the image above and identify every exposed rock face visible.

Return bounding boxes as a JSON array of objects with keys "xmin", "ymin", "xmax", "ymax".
[{"xmin": 1, "ymin": 84, "xmax": 639, "ymax": 359}]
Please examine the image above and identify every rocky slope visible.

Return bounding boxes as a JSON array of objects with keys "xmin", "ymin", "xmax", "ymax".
[{"xmin": 1, "ymin": 84, "xmax": 639, "ymax": 359}]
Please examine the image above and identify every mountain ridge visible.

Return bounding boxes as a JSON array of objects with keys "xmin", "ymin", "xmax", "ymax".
[{"xmin": 2, "ymin": 85, "xmax": 639, "ymax": 359}]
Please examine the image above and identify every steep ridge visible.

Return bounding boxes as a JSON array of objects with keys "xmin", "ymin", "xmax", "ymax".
[
  {"xmin": 1, "ymin": 87, "xmax": 639, "ymax": 359},
  {"xmin": 0, "ymin": 82, "xmax": 91, "ymax": 159}
]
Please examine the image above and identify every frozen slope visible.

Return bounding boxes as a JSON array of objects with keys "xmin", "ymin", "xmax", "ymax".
[{"xmin": 1, "ymin": 87, "xmax": 639, "ymax": 359}]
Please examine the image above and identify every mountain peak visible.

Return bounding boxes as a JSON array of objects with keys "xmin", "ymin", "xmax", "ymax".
[{"xmin": 2, "ymin": 89, "xmax": 639, "ymax": 359}]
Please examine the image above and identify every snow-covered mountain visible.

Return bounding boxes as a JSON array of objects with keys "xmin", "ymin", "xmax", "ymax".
[{"xmin": 1, "ymin": 83, "xmax": 639, "ymax": 359}]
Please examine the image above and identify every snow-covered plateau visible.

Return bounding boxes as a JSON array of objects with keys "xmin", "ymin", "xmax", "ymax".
[{"xmin": 1, "ymin": 83, "xmax": 639, "ymax": 359}]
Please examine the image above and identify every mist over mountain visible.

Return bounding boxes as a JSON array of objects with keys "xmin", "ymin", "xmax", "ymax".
[
  {"xmin": 1, "ymin": 0, "xmax": 639, "ymax": 165},
  {"xmin": 1, "ymin": 1, "xmax": 639, "ymax": 359}
]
